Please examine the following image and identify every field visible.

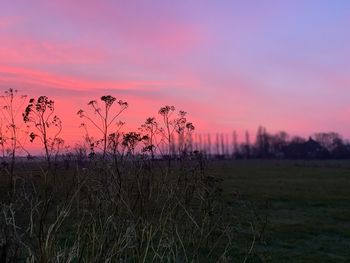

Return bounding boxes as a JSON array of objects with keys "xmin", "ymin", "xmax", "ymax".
[
  {"xmin": 213, "ymin": 160, "xmax": 350, "ymax": 262},
  {"xmin": 1, "ymin": 158, "xmax": 350, "ymax": 262}
]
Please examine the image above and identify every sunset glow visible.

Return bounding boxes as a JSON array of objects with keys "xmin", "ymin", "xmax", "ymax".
[{"xmin": 1, "ymin": 1, "xmax": 350, "ymax": 151}]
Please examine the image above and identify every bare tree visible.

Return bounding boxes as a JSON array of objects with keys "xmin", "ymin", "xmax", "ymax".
[
  {"xmin": 207, "ymin": 133, "xmax": 212, "ymax": 157},
  {"xmin": 220, "ymin": 133, "xmax": 225, "ymax": 157},
  {"xmin": 313, "ymin": 132, "xmax": 341, "ymax": 152},
  {"xmin": 215, "ymin": 133, "xmax": 220, "ymax": 156},
  {"xmin": 232, "ymin": 130, "xmax": 238, "ymax": 158},
  {"xmin": 244, "ymin": 130, "xmax": 251, "ymax": 158}
]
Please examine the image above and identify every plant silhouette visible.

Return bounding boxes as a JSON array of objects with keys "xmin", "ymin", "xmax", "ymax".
[
  {"xmin": 77, "ymin": 95, "xmax": 128, "ymax": 160},
  {"xmin": 0, "ymin": 88, "xmax": 28, "ymax": 195},
  {"xmin": 23, "ymin": 96, "xmax": 63, "ymax": 171}
]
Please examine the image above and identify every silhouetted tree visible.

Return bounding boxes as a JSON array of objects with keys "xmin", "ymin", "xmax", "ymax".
[
  {"xmin": 203, "ymin": 133, "xmax": 210, "ymax": 158},
  {"xmin": 232, "ymin": 130, "xmax": 238, "ymax": 158},
  {"xmin": 207, "ymin": 133, "xmax": 212, "ymax": 157},
  {"xmin": 304, "ymin": 137, "xmax": 329, "ymax": 159},
  {"xmin": 220, "ymin": 133, "xmax": 225, "ymax": 157},
  {"xmin": 313, "ymin": 132, "xmax": 342, "ymax": 152},
  {"xmin": 283, "ymin": 136, "xmax": 329, "ymax": 159},
  {"xmin": 243, "ymin": 130, "xmax": 251, "ymax": 158},
  {"xmin": 331, "ymin": 138, "xmax": 350, "ymax": 159},
  {"xmin": 198, "ymin": 133, "xmax": 203, "ymax": 153},
  {"xmin": 270, "ymin": 131, "xmax": 289, "ymax": 158},
  {"xmin": 215, "ymin": 133, "xmax": 220, "ymax": 156},
  {"xmin": 255, "ymin": 126, "xmax": 270, "ymax": 158}
]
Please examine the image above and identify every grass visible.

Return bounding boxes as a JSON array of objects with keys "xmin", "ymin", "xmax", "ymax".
[
  {"xmin": 1, "ymin": 158, "xmax": 350, "ymax": 262},
  {"xmin": 1, "ymin": 157, "xmax": 252, "ymax": 262},
  {"xmin": 213, "ymin": 160, "xmax": 350, "ymax": 262}
]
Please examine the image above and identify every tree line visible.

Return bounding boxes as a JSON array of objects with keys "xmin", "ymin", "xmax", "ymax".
[{"xmin": 186, "ymin": 128, "xmax": 350, "ymax": 160}]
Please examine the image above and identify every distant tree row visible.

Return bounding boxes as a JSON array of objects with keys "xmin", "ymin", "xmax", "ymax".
[{"xmin": 184, "ymin": 127, "xmax": 350, "ymax": 160}]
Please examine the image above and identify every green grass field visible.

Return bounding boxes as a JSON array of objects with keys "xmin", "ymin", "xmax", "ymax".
[{"xmin": 212, "ymin": 160, "xmax": 350, "ymax": 262}]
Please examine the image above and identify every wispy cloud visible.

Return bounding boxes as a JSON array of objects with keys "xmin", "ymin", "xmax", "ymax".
[{"xmin": 0, "ymin": 65, "xmax": 176, "ymax": 94}]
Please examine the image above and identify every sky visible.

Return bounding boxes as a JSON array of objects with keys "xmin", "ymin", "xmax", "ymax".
[{"xmin": 1, "ymin": 0, "xmax": 350, "ymax": 151}]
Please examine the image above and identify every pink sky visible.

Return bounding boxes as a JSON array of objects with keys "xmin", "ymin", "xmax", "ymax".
[{"xmin": 1, "ymin": 0, "xmax": 350, "ymax": 152}]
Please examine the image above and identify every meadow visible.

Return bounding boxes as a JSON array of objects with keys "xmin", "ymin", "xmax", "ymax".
[
  {"xmin": 215, "ymin": 159, "xmax": 350, "ymax": 262},
  {"xmin": 0, "ymin": 155, "xmax": 263, "ymax": 263}
]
